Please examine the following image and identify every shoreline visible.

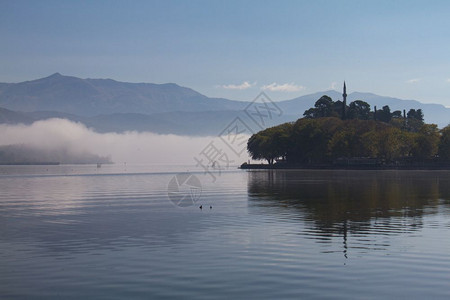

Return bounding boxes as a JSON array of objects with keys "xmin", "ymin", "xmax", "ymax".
[
  {"xmin": 240, "ymin": 163, "xmax": 450, "ymax": 171},
  {"xmin": 0, "ymin": 162, "xmax": 60, "ymax": 165}
]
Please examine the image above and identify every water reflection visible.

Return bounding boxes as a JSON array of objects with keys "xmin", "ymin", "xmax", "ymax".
[
  {"xmin": 247, "ymin": 170, "xmax": 450, "ymax": 253},
  {"xmin": 0, "ymin": 172, "xmax": 213, "ymax": 256},
  {"xmin": 1, "ymin": 168, "xmax": 450, "ymax": 298}
]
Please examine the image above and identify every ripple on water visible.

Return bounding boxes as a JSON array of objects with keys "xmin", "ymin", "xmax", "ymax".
[{"xmin": 1, "ymin": 168, "xmax": 450, "ymax": 299}]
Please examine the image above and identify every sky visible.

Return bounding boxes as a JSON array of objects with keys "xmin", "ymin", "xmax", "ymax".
[{"xmin": 1, "ymin": 0, "xmax": 450, "ymax": 107}]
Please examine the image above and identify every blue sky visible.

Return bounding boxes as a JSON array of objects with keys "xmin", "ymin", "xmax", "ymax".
[{"xmin": 1, "ymin": 0, "xmax": 450, "ymax": 106}]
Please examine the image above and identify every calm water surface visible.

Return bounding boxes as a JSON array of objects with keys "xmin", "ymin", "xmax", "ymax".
[{"xmin": 1, "ymin": 164, "xmax": 450, "ymax": 299}]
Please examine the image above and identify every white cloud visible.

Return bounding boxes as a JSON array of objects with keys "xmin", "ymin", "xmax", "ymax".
[
  {"xmin": 261, "ymin": 82, "xmax": 305, "ymax": 92},
  {"xmin": 330, "ymin": 82, "xmax": 337, "ymax": 90},
  {"xmin": 446, "ymin": 78, "xmax": 450, "ymax": 83},
  {"xmin": 406, "ymin": 78, "xmax": 420, "ymax": 84},
  {"xmin": 220, "ymin": 81, "xmax": 255, "ymax": 90}
]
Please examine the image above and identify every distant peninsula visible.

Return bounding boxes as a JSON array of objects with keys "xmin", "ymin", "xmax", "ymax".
[
  {"xmin": 242, "ymin": 83, "xmax": 450, "ymax": 170},
  {"xmin": 0, "ymin": 144, "xmax": 111, "ymax": 165}
]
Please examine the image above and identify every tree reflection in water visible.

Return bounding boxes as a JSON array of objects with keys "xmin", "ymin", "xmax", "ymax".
[{"xmin": 247, "ymin": 170, "xmax": 450, "ymax": 256}]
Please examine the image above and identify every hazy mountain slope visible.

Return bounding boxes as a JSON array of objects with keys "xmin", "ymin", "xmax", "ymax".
[
  {"xmin": 0, "ymin": 74, "xmax": 448, "ymax": 131},
  {"xmin": 278, "ymin": 90, "xmax": 342, "ymax": 116},
  {"xmin": 82, "ymin": 111, "xmax": 298, "ymax": 135},
  {"xmin": 0, "ymin": 107, "xmax": 34, "ymax": 124},
  {"xmin": 0, "ymin": 73, "xmax": 246, "ymax": 116},
  {"xmin": 0, "ymin": 107, "xmax": 298, "ymax": 136}
]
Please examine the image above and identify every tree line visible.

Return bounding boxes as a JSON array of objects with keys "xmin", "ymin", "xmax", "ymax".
[
  {"xmin": 303, "ymin": 95, "xmax": 424, "ymax": 128},
  {"xmin": 247, "ymin": 96, "xmax": 450, "ymax": 165}
]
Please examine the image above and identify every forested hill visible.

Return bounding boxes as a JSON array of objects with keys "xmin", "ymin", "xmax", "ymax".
[
  {"xmin": 246, "ymin": 96, "xmax": 450, "ymax": 166},
  {"xmin": 247, "ymin": 117, "xmax": 450, "ymax": 166}
]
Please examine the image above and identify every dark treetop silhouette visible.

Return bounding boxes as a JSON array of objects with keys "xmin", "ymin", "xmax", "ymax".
[{"xmin": 245, "ymin": 83, "xmax": 450, "ymax": 169}]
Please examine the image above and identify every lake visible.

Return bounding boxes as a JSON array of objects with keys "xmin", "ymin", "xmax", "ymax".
[{"xmin": 1, "ymin": 165, "xmax": 450, "ymax": 299}]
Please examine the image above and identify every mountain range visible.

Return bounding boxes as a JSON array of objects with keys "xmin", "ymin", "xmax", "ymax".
[{"xmin": 0, "ymin": 73, "xmax": 448, "ymax": 135}]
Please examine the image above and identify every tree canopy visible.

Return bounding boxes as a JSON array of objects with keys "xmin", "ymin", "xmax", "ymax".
[
  {"xmin": 303, "ymin": 95, "xmax": 426, "ymax": 127},
  {"xmin": 247, "ymin": 95, "xmax": 449, "ymax": 165},
  {"xmin": 348, "ymin": 100, "xmax": 371, "ymax": 120}
]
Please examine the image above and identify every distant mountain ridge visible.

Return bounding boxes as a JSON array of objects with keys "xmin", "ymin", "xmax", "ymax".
[
  {"xmin": 0, "ymin": 74, "xmax": 448, "ymax": 134},
  {"xmin": 0, "ymin": 73, "xmax": 246, "ymax": 116}
]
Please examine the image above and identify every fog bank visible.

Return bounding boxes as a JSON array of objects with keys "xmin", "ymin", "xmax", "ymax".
[{"xmin": 0, "ymin": 119, "xmax": 250, "ymax": 164}]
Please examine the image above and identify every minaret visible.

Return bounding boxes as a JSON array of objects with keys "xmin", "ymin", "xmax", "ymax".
[{"xmin": 342, "ymin": 81, "xmax": 347, "ymax": 119}]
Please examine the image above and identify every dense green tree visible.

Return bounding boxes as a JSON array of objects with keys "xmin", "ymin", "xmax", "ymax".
[
  {"xmin": 332, "ymin": 100, "xmax": 345, "ymax": 118},
  {"xmin": 377, "ymin": 105, "xmax": 392, "ymax": 123},
  {"xmin": 289, "ymin": 118, "xmax": 342, "ymax": 163},
  {"xmin": 390, "ymin": 117, "xmax": 406, "ymax": 130},
  {"xmin": 315, "ymin": 96, "xmax": 334, "ymax": 117},
  {"xmin": 303, "ymin": 107, "xmax": 316, "ymax": 119},
  {"xmin": 405, "ymin": 109, "xmax": 425, "ymax": 132},
  {"xmin": 247, "ymin": 123, "xmax": 292, "ymax": 164},
  {"xmin": 391, "ymin": 110, "xmax": 403, "ymax": 119},
  {"xmin": 438, "ymin": 125, "xmax": 450, "ymax": 160},
  {"xmin": 247, "ymin": 133, "xmax": 274, "ymax": 165},
  {"xmin": 328, "ymin": 126, "xmax": 357, "ymax": 158},
  {"xmin": 411, "ymin": 124, "xmax": 440, "ymax": 160},
  {"xmin": 347, "ymin": 100, "xmax": 371, "ymax": 120},
  {"xmin": 248, "ymin": 98, "xmax": 442, "ymax": 165},
  {"xmin": 407, "ymin": 109, "xmax": 424, "ymax": 122},
  {"xmin": 377, "ymin": 127, "xmax": 405, "ymax": 161},
  {"xmin": 303, "ymin": 96, "xmax": 334, "ymax": 118}
]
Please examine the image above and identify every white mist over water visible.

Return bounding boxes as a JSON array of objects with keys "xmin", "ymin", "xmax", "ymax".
[{"xmin": 0, "ymin": 118, "xmax": 251, "ymax": 164}]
